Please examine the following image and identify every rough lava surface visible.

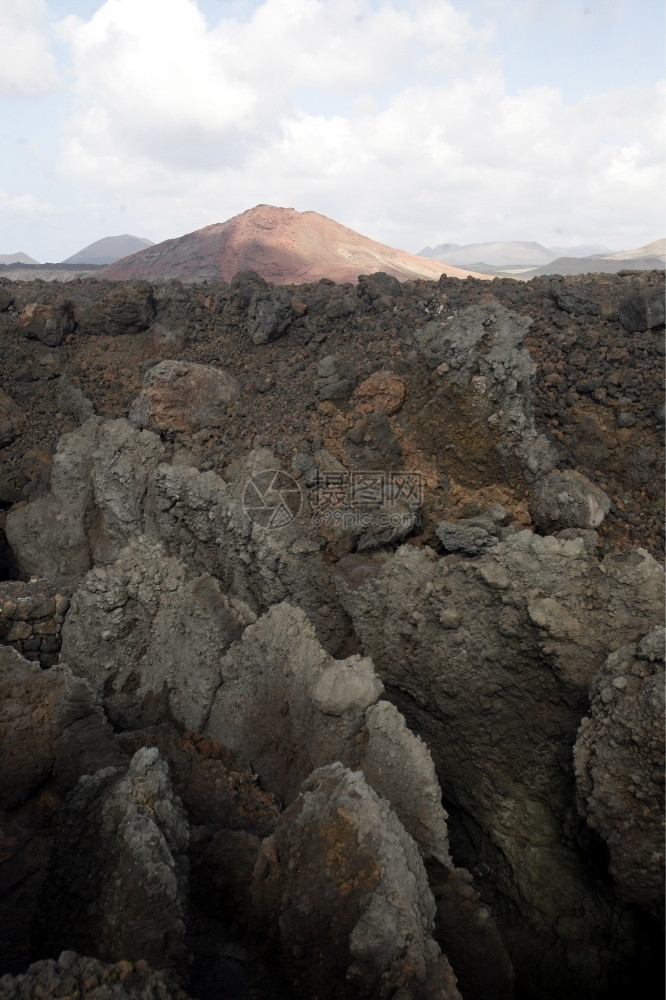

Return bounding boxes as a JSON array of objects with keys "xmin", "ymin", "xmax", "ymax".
[{"xmin": 0, "ymin": 263, "xmax": 663, "ymax": 1000}]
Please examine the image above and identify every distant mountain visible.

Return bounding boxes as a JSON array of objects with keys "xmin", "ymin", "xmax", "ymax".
[
  {"xmin": 419, "ymin": 243, "xmax": 461, "ymax": 257},
  {"xmin": 547, "ymin": 244, "xmax": 612, "ymax": 258},
  {"xmin": 522, "ymin": 240, "xmax": 665, "ymax": 278},
  {"xmin": 97, "ymin": 206, "xmax": 487, "ymax": 284},
  {"xmin": 525, "ymin": 255, "xmax": 664, "ymax": 277},
  {"xmin": 603, "ymin": 239, "xmax": 665, "ymax": 262},
  {"xmin": 64, "ymin": 235, "xmax": 154, "ymax": 265},
  {"xmin": 417, "ymin": 241, "xmax": 555, "ymax": 267},
  {"xmin": 0, "ymin": 252, "xmax": 40, "ymax": 265}
]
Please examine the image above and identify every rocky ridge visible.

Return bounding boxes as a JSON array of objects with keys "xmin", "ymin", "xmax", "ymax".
[{"xmin": 0, "ymin": 265, "xmax": 663, "ymax": 999}]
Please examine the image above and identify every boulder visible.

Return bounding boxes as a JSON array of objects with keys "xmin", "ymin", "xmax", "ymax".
[
  {"xmin": 356, "ymin": 501, "xmax": 419, "ymax": 551},
  {"xmin": 345, "ymin": 412, "xmax": 403, "ymax": 470},
  {"xmin": 145, "ymin": 448, "xmax": 351, "ymax": 655},
  {"xmin": 530, "ymin": 469, "xmax": 611, "ymax": 533},
  {"xmin": 206, "ymin": 601, "xmax": 451, "ymax": 864},
  {"xmin": 90, "ymin": 418, "xmax": 166, "ymax": 562},
  {"xmin": 129, "ymin": 360, "xmax": 238, "ymax": 434},
  {"xmin": 74, "ymin": 282, "xmax": 155, "ymax": 336},
  {"xmin": 56, "ymin": 374, "xmax": 95, "ymax": 423},
  {"xmin": 413, "ymin": 303, "xmax": 557, "ymax": 480},
  {"xmin": 18, "ymin": 300, "xmax": 75, "ymax": 346},
  {"xmin": 618, "ymin": 289, "xmax": 665, "ymax": 332},
  {"xmin": 436, "ymin": 517, "xmax": 499, "ymax": 555}
]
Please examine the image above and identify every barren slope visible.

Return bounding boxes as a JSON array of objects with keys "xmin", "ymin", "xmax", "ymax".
[{"xmin": 98, "ymin": 205, "xmax": 485, "ymax": 284}]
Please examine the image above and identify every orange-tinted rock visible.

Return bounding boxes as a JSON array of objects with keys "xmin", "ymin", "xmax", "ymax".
[{"xmin": 353, "ymin": 371, "xmax": 406, "ymax": 415}]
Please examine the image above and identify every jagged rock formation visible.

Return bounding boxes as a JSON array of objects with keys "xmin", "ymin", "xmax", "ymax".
[
  {"xmin": 334, "ymin": 535, "xmax": 663, "ymax": 997},
  {"xmin": 32, "ymin": 747, "xmax": 190, "ymax": 972},
  {"xmin": 60, "ymin": 537, "xmax": 250, "ymax": 731},
  {"xmin": 251, "ymin": 763, "xmax": 461, "ymax": 1000},
  {"xmin": 0, "ymin": 265, "xmax": 663, "ymax": 999},
  {"xmin": 574, "ymin": 627, "xmax": 665, "ymax": 920}
]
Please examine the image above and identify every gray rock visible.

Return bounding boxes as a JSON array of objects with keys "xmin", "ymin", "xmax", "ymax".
[
  {"xmin": 414, "ymin": 303, "xmax": 557, "ymax": 480},
  {"xmin": 5, "ymin": 417, "xmax": 101, "ymax": 579},
  {"xmin": 90, "ymin": 418, "xmax": 166, "ymax": 563},
  {"xmin": 356, "ymin": 501, "xmax": 419, "ymax": 551},
  {"xmin": 229, "ymin": 269, "xmax": 267, "ymax": 309},
  {"xmin": 205, "ymin": 601, "xmax": 375, "ymax": 804},
  {"xmin": 574, "ymin": 626, "xmax": 665, "ymax": 919},
  {"xmin": 530, "ymin": 469, "xmax": 611, "ymax": 533},
  {"xmin": 317, "ymin": 354, "xmax": 356, "ymax": 400},
  {"xmin": 618, "ymin": 289, "xmax": 665, "ymax": 332},
  {"xmin": 61, "ymin": 537, "xmax": 250, "ymax": 730},
  {"xmin": 56, "ymin": 374, "xmax": 95, "ymax": 423},
  {"xmin": 33, "ymin": 747, "xmax": 189, "ymax": 971},
  {"xmin": 251, "ymin": 763, "xmax": 461, "ymax": 1000},
  {"xmin": 436, "ymin": 519, "xmax": 499, "ymax": 555},
  {"xmin": 145, "ymin": 448, "xmax": 350, "ymax": 655},
  {"xmin": 247, "ymin": 287, "xmax": 293, "ymax": 345},
  {"xmin": 362, "ymin": 700, "xmax": 451, "ymax": 864}
]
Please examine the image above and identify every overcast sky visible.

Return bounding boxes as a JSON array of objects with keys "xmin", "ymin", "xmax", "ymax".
[{"xmin": 1, "ymin": 0, "xmax": 664, "ymax": 261}]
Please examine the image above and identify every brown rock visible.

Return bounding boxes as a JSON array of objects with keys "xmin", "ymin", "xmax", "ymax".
[{"xmin": 353, "ymin": 371, "xmax": 406, "ymax": 415}]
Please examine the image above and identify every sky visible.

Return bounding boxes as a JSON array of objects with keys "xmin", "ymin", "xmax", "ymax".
[{"xmin": 0, "ymin": 0, "xmax": 664, "ymax": 262}]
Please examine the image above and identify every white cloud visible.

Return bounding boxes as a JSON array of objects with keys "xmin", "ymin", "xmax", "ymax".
[
  {"xmin": 12, "ymin": 0, "xmax": 665, "ymax": 255},
  {"xmin": 0, "ymin": 0, "xmax": 59, "ymax": 95}
]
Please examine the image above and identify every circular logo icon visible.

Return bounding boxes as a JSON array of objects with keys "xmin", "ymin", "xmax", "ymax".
[{"xmin": 242, "ymin": 470, "xmax": 303, "ymax": 529}]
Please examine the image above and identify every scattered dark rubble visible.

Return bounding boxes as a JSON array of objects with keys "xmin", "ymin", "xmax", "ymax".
[{"xmin": 0, "ymin": 268, "xmax": 663, "ymax": 1000}]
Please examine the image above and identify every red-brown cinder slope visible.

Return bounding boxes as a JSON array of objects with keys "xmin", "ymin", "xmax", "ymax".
[{"xmin": 97, "ymin": 205, "xmax": 487, "ymax": 284}]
